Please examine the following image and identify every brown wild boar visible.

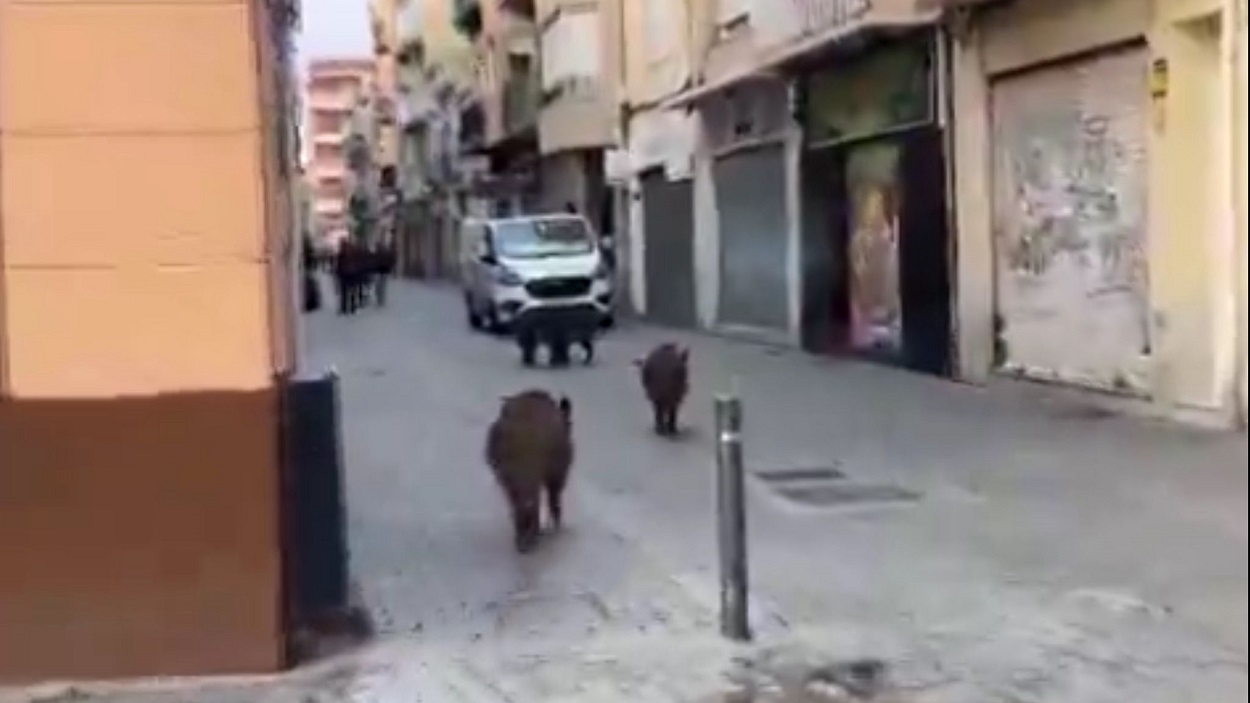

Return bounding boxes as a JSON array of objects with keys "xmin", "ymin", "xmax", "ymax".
[
  {"xmin": 635, "ymin": 343, "xmax": 689, "ymax": 437},
  {"xmin": 485, "ymin": 390, "xmax": 574, "ymax": 553}
]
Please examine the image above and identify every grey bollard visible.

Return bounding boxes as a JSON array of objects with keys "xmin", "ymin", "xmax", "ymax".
[{"xmin": 715, "ymin": 393, "xmax": 751, "ymax": 642}]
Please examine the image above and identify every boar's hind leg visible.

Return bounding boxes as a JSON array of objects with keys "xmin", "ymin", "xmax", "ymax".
[
  {"xmin": 545, "ymin": 474, "xmax": 567, "ymax": 530},
  {"xmin": 652, "ymin": 402, "xmax": 668, "ymax": 435}
]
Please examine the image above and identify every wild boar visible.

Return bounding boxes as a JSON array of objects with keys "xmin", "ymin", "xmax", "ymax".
[
  {"xmin": 485, "ymin": 390, "xmax": 574, "ymax": 553},
  {"xmin": 635, "ymin": 343, "xmax": 689, "ymax": 437}
]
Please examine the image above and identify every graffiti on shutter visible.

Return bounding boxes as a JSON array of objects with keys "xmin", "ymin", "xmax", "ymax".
[{"xmin": 990, "ymin": 46, "xmax": 1151, "ymax": 394}]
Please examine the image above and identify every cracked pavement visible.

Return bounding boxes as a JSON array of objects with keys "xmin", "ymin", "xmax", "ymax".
[{"xmin": 3, "ymin": 279, "xmax": 1246, "ymax": 703}]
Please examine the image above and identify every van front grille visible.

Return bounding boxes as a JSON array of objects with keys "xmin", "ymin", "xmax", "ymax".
[{"xmin": 525, "ymin": 276, "xmax": 592, "ymax": 299}]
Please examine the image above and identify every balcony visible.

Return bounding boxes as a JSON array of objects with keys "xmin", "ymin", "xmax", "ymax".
[
  {"xmin": 453, "ymin": 0, "xmax": 483, "ymax": 39},
  {"xmin": 503, "ymin": 68, "xmax": 539, "ymax": 137}
]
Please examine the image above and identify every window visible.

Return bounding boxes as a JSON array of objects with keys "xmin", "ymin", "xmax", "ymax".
[
  {"xmin": 540, "ymin": 7, "xmax": 601, "ymax": 92},
  {"xmin": 490, "ymin": 218, "xmax": 594, "ymax": 259}
]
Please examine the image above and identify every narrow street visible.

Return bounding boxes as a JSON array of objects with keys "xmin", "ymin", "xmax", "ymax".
[{"xmin": 10, "ymin": 279, "xmax": 1248, "ymax": 702}]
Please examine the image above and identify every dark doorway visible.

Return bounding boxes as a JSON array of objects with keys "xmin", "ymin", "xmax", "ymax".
[{"xmin": 800, "ymin": 127, "xmax": 951, "ymax": 376}]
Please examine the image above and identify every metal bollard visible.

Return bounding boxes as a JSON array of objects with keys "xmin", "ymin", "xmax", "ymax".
[{"xmin": 715, "ymin": 393, "xmax": 751, "ymax": 642}]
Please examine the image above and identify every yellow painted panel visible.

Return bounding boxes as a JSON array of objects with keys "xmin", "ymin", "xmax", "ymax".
[
  {"xmin": 4, "ymin": 264, "xmax": 271, "ymax": 398},
  {"xmin": 981, "ymin": 0, "xmax": 1152, "ymax": 76},
  {"xmin": 1, "ymin": 133, "xmax": 266, "ymax": 267},
  {"xmin": 0, "ymin": 2, "xmax": 258, "ymax": 133}
]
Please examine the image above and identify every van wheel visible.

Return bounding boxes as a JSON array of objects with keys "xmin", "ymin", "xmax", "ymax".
[
  {"xmin": 484, "ymin": 306, "xmax": 505, "ymax": 334},
  {"xmin": 466, "ymin": 297, "xmax": 484, "ymax": 330}
]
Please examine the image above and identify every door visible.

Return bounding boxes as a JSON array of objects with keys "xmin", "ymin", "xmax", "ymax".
[
  {"xmin": 991, "ymin": 46, "xmax": 1151, "ymax": 393},
  {"xmin": 799, "ymin": 146, "xmax": 850, "ymax": 354},
  {"xmin": 715, "ymin": 144, "xmax": 789, "ymax": 331},
  {"xmin": 642, "ymin": 169, "xmax": 697, "ymax": 327},
  {"xmin": 898, "ymin": 127, "xmax": 952, "ymax": 376}
]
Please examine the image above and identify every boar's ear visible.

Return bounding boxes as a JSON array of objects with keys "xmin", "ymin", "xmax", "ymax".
[{"xmin": 558, "ymin": 396, "xmax": 573, "ymax": 418}]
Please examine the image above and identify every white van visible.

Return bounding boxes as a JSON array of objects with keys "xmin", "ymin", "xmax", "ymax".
[{"xmin": 460, "ymin": 213, "xmax": 615, "ymax": 333}]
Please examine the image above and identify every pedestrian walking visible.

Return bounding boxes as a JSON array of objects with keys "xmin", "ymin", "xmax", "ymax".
[{"xmin": 372, "ymin": 242, "xmax": 396, "ymax": 308}]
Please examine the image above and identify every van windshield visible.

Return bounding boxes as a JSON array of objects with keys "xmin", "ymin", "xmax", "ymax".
[{"xmin": 492, "ymin": 218, "xmax": 594, "ymax": 259}]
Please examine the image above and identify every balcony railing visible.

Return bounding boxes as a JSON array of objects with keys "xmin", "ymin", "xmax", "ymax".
[{"xmin": 503, "ymin": 70, "xmax": 539, "ymax": 136}]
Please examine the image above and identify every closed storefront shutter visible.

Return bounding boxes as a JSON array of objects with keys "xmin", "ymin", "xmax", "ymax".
[
  {"xmin": 716, "ymin": 144, "xmax": 789, "ymax": 331},
  {"xmin": 642, "ymin": 170, "xmax": 697, "ymax": 327},
  {"xmin": 990, "ymin": 46, "xmax": 1151, "ymax": 393}
]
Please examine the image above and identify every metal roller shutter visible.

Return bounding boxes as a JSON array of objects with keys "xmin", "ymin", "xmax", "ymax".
[
  {"xmin": 642, "ymin": 170, "xmax": 697, "ymax": 328},
  {"xmin": 990, "ymin": 45, "xmax": 1151, "ymax": 393},
  {"xmin": 715, "ymin": 144, "xmax": 789, "ymax": 331}
]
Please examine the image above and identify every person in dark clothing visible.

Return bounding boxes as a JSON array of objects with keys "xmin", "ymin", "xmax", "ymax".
[
  {"xmin": 301, "ymin": 236, "xmax": 321, "ymax": 313},
  {"xmin": 372, "ymin": 242, "xmax": 396, "ymax": 307},
  {"xmin": 335, "ymin": 240, "xmax": 370, "ymax": 315}
]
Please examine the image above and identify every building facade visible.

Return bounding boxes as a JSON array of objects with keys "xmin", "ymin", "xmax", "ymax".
[
  {"xmin": 659, "ymin": 0, "xmax": 946, "ymax": 362},
  {"xmin": 532, "ymin": 0, "xmax": 621, "ymax": 226},
  {"xmin": 451, "ymin": 0, "xmax": 545, "ymax": 218},
  {"xmin": 629, "ymin": 0, "xmax": 1248, "ymax": 426},
  {"xmin": 619, "ymin": 0, "xmax": 698, "ymax": 326},
  {"xmin": 305, "ymin": 58, "xmax": 374, "ymax": 249},
  {"xmin": 390, "ymin": 0, "xmax": 478, "ymax": 278},
  {"xmin": 1, "ymin": 0, "xmax": 300, "ymax": 681},
  {"xmin": 945, "ymin": 0, "xmax": 1248, "ymax": 426}
]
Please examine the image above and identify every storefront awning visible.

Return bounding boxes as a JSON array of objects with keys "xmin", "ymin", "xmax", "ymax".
[{"xmin": 660, "ymin": 8, "xmax": 941, "ymax": 110}]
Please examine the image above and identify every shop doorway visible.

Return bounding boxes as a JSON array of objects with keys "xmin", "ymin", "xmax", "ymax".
[{"xmin": 801, "ymin": 126, "xmax": 951, "ymax": 375}]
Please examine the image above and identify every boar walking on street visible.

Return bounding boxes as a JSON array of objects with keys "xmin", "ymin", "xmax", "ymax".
[
  {"xmin": 635, "ymin": 343, "xmax": 690, "ymax": 437},
  {"xmin": 485, "ymin": 390, "xmax": 574, "ymax": 553}
]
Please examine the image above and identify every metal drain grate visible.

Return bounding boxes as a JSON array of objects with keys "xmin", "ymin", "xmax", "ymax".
[
  {"xmin": 756, "ymin": 464, "xmax": 921, "ymax": 510},
  {"xmin": 755, "ymin": 465, "xmax": 846, "ymax": 483},
  {"xmin": 771, "ymin": 483, "xmax": 922, "ymax": 508}
]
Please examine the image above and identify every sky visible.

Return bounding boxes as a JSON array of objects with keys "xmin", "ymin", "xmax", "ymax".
[{"xmin": 296, "ymin": 0, "xmax": 372, "ymax": 70}]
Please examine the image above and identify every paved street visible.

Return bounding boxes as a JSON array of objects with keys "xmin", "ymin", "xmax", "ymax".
[{"xmin": 7, "ymin": 278, "xmax": 1248, "ymax": 702}]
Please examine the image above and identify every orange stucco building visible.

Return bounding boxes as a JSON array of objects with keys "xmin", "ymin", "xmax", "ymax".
[{"xmin": 0, "ymin": 0, "xmax": 298, "ymax": 682}]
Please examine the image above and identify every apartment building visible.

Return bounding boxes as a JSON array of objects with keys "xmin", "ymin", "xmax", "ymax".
[
  {"xmin": 305, "ymin": 57, "xmax": 374, "ymax": 249},
  {"xmin": 387, "ymin": 0, "xmax": 477, "ymax": 278},
  {"xmin": 1, "ymin": 0, "xmax": 300, "ymax": 681},
  {"xmin": 451, "ymin": 0, "xmax": 542, "ymax": 215},
  {"xmin": 370, "ymin": 0, "xmax": 401, "ymax": 173},
  {"xmin": 532, "ymin": 0, "xmax": 621, "ymax": 225}
]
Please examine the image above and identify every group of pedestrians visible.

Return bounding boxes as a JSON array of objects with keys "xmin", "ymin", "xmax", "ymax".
[{"xmin": 301, "ymin": 236, "xmax": 397, "ymax": 316}]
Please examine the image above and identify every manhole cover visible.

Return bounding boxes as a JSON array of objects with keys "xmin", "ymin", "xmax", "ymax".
[
  {"xmin": 756, "ymin": 466, "xmax": 846, "ymax": 483},
  {"xmin": 770, "ymin": 483, "xmax": 921, "ymax": 508}
]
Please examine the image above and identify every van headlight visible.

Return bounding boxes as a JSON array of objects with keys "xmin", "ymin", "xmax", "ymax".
[
  {"xmin": 592, "ymin": 261, "xmax": 611, "ymax": 280},
  {"xmin": 495, "ymin": 267, "xmax": 524, "ymax": 286}
]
